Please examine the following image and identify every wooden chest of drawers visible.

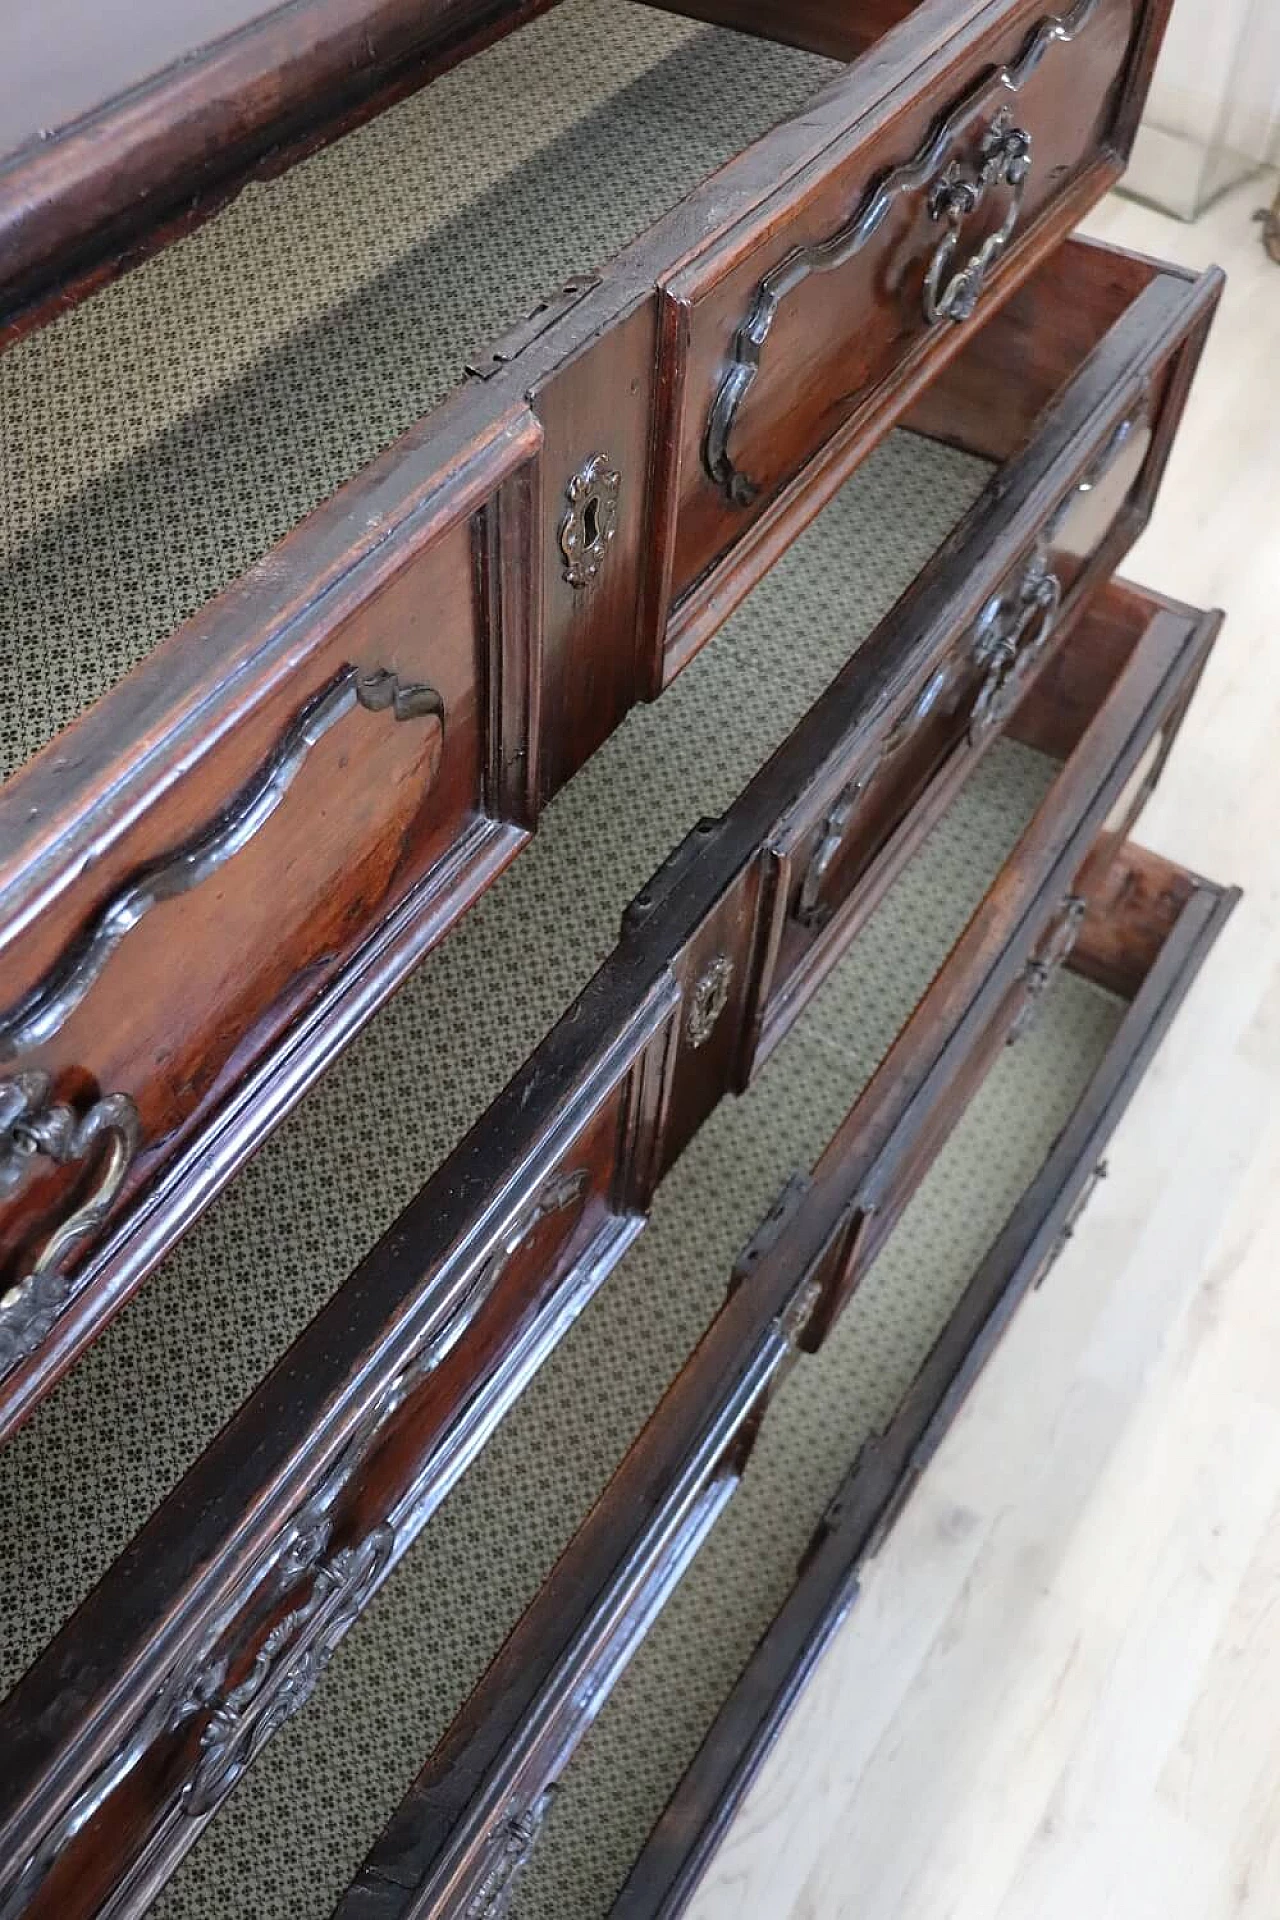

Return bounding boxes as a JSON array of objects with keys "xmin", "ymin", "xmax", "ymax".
[{"xmin": 0, "ymin": 3, "xmax": 1236, "ymax": 1917}]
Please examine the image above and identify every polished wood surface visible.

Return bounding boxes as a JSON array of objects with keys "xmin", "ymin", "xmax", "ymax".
[
  {"xmin": 617, "ymin": 863, "xmax": 1236, "ymax": 1920},
  {"xmin": 676, "ymin": 181, "xmax": 1267, "ymax": 1920},
  {"xmin": 0, "ymin": 563, "xmax": 1223, "ymax": 1916},
  {"xmin": 654, "ymin": 0, "xmax": 1166, "ymax": 649}
]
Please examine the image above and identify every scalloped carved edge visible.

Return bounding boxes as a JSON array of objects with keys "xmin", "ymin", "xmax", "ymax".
[
  {"xmin": 0, "ymin": 1163, "xmax": 591, "ymax": 1915},
  {"xmin": 0, "ymin": 666, "xmax": 445, "ymax": 1060},
  {"xmin": 702, "ymin": 0, "xmax": 1100, "ymax": 505},
  {"xmin": 0, "ymin": 1081, "xmax": 141, "ymax": 1378}
]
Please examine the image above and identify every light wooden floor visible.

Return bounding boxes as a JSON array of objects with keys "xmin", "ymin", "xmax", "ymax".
[{"xmin": 687, "ymin": 177, "xmax": 1280, "ymax": 1920}]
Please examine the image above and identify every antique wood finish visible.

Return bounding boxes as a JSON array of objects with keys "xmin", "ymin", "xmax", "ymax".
[
  {"xmin": 0, "ymin": 238, "xmax": 1216, "ymax": 1432},
  {"xmin": 0, "ymin": 572, "xmax": 1219, "ymax": 1919},
  {"xmin": 0, "ymin": 409, "xmax": 543, "ymax": 1430},
  {"xmin": 336, "ymin": 853, "xmax": 1237, "ymax": 1920},
  {"xmin": 0, "ymin": 0, "xmax": 562, "ymax": 347},
  {"xmin": 649, "ymin": 0, "xmax": 932, "ymax": 58},
  {"xmin": 1069, "ymin": 838, "xmax": 1204, "ymax": 999},
  {"xmin": 609, "ymin": 869, "xmax": 1238, "ymax": 1920},
  {"xmin": 649, "ymin": 0, "xmax": 1180, "ymax": 673},
  {"xmin": 746, "ymin": 553, "xmax": 1220, "ymax": 1068}
]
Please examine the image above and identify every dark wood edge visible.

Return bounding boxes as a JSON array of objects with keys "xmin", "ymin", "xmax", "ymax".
[
  {"xmin": 0, "ymin": 556, "xmax": 1218, "ymax": 1907},
  {"xmin": 609, "ymin": 867, "xmax": 1238, "ymax": 1920},
  {"xmin": 1108, "ymin": 0, "xmax": 1178, "ymax": 159},
  {"xmin": 742, "ymin": 258, "xmax": 1221, "ymax": 1066},
  {"xmin": 0, "ymin": 0, "xmax": 974, "ymax": 348},
  {"xmin": 0, "ymin": 406, "xmax": 541, "ymax": 910},
  {"xmin": 0, "ymin": 0, "xmax": 562, "ymax": 349},
  {"xmin": 320, "ymin": 607, "xmax": 1223, "ymax": 1917},
  {"xmin": 1123, "ymin": 274, "xmax": 1222, "ymax": 536},
  {"xmin": 0, "ymin": 250, "xmax": 1214, "ymax": 1435},
  {"xmin": 0, "ymin": 816, "xmax": 528, "ymax": 1442},
  {"xmin": 657, "ymin": 161, "xmax": 1124, "ymax": 681}
]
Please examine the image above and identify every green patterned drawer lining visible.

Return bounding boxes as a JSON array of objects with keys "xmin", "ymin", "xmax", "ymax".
[{"xmin": 0, "ymin": 0, "xmax": 838, "ymax": 780}]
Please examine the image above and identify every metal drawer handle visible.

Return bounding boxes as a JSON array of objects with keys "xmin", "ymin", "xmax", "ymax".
[
  {"xmin": 968, "ymin": 550, "xmax": 1062, "ymax": 740},
  {"xmin": 468, "ymin": 1789, "xmax": 559, "ymax": 1920},
  {"xmin": 923, "ymin": 111, "xmax": 1032, "ymax": 326},
  {"xmin": 1007, "ymin": 894, "xmax": 1088, "ymax": 1045},
  {"xmin": 0, "ymin": 1073, "xmax": 140, "ymax": 1376},
  {"xmin": 183, "ymin": 1523, "xmax": 394, "ymax": 1817},
  {"xmin": 702, "ymin": 0, "xmax": 1097, "ymax": 505},
  {"xmin": 791, "ymin": 661, "xmax": 961, "ymax": 933},
  {"xmin": 0, "ymin": 665, "xmax": 445, "ymax": 1061}
]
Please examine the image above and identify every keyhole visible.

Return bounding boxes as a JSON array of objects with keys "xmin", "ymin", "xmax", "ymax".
[{"xmin": 582, "ymin": 493, "xmax": 601, "ymax": 547}]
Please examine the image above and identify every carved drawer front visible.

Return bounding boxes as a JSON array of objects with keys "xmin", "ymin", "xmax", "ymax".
[
  {"xmin": 0, "ymin": 412, "xmax": 542, "ymax": 1419},
  {"xmin": 785, "ymin": 583, "xmax": 1224, "ymax": 1342},
  {"xmin": 0, "ymin": 967, "xmax": 685, "ymax": 1920},
  {"xmin": 742, "ymin": 241, "xmax": 1222, "ymax": 1061},
  {"xmin": 652, "ymin": 0, "xmax": 1178, "ymax": 669},
  {"xmin": 338, "ymin": 846, "xmax": 1236, "ymax": 1920},
  {"xmin": 0, "ymin": 560, "xmax": 1221, "ymax": 1919}
]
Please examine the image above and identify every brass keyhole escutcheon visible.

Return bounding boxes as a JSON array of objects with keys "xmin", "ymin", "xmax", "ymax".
[
  {"xmin": 686, "ymin": 954, "xmax": 735, "ymax": 1049},
  {"xmin": 559, "ymin": 454, "xmax": 620, "ymax": 588}
]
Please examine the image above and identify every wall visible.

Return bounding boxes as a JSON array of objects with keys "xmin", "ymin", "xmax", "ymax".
[{"xmin": 1126, "ymin": 0, "xmax": 1280, "ymax": 216}]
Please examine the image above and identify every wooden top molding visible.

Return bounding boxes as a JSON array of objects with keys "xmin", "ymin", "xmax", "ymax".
[{"xmin": 0, "ymin": 0, "xmax": 553, "ymax": 344}]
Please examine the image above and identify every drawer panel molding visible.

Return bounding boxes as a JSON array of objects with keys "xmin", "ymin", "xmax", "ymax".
[
  {"xmin": 0, "ymin": 667, "xmax": 446, "ymax": 1063},
  {"xmin": 339, "ymin": 847, "xmax": 1237, "ymax": 1920},
  {"xmin": 703, "ymin": 0, "xmax": 1097, "ymax": 509}
]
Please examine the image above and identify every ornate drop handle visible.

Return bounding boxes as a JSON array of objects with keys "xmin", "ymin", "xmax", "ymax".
[
  {"xmin": 795, "ymin": 779, "xmax": 868, "ymax": 931},
  {"xmin": 0, "ymin": 1073, "xmax": 141, "ymax": 1376},
  {"xmin": 922, "ymin": 111, "xmax": 1032, "ymax": 325},
  {"xmin": 1006, "ymin": 893, "xmax": 1087, "ymax": 1045},
  {"xmin": 702, "ymin": 0, "xmax": 1095, "ymax": 505},
  {"xmin": 0, "ymin": 665, "xmax": 445, "ymax": 1061},
  {"xmin": 968, "ymin": 550, "xmax": 1062, "ymax": 741},
  {"xmin": 182, "ymin": 1523, "xmax": 393, "ymax": 1816}
]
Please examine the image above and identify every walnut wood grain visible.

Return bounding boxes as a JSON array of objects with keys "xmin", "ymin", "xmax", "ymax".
[
  {"xmin": 650, "ymin": 0, "xmax": 1179, "ymax": 664},
  {"xmin": 608, "ymin": 869, "xmax": 1238, "ymax": 1920},
  {"xmin": 334, "ymin": 830, "xmax": 1238, "ymax": 1920},
  {"xmin": 0, "ymin": 564, "xmax": 1223, "ymax": 1917},
  {"xmin": 0, "ymin": 0, "xmax": 560, "ymax": 346}
]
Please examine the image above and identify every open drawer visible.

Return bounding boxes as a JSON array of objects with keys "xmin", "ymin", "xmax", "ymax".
[
  {"xmin": 0, "ymin": 0, "xmax": 1198, "ymax": 1395},
  {"xmin": 338, "ymin": 837, "xmax": 1236, "ymax": 1920},
  {"xmin": 0, "ymin": 567, "xmax": 1223, "ymax": 1917},
  {"xmin": 0, "ymin": 225, "xmax": 1217, "ymax": 1427}
]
